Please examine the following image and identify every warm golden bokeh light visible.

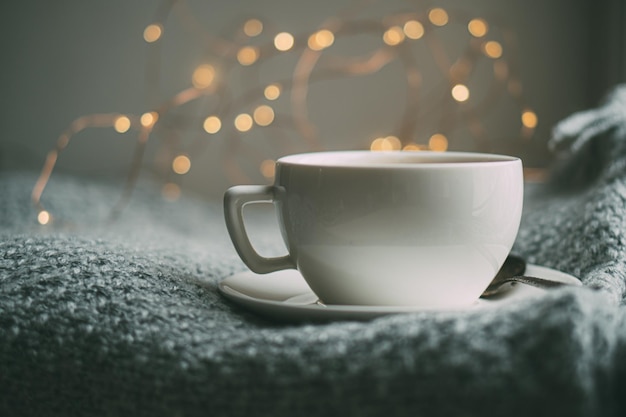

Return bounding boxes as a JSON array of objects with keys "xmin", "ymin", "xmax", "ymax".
[
  {"xmin": 403, "ymin": 143, "xmax": 421, "ymax": 151},
  {"xmin": 192, "ymin": 64, "xmax": 215, "ymax": 89},
  {"xmin": 172, "ymin": 155, "xmax": 191, "ymax": 175},
  {"xmin": 234, "ymin": 113, "xmax": 253, "ymax": 132},
  {"xmin": 140, "ymin": 112, "xmax": 158, "ymax": 128},
  {"xmin": 429, "ymin": 133, "xmax": 448, "ymax": 151},
  {"xmin": 451, "ymin": 84, "xmax": 470, "ymax": 102},
  {"xmin": 264, "ymin": 84, "xmax": 281, "ymax": 100},
  {"xmin": 162, "ymin": 182, "xmax": 181, "ymax": 201},
  {"xmin": 521, "ymin": 110, "xmax": 538, "ymax": 128},
  {"xmin": 274, "ymin": 32, "xmax": 295, "ymax": 51},
  {"xmin": 370, "ymin": 136, "xmax": 401, "ymax": 151},
  {"xmin": 143, "ymin": 23, "xmax": 163, "ymax": 43},
  {"xmin": 403, "ymin": 20, "xmax": 425, "ymax": 39},
  {"xmin": 383, "ymin": 26, "xmax": 405, "ymax": 46},
  {"xmin": 308, "ymin": 29, "xmax": 335, "ymax": 51},
  {"xmin": 114, "ymin": 116, "xmax": 131, "ymax": 133},
  {"xmin": 260, "ymin": 159, "xmax": 276, "ymax": 179},
  {"xmin": 428, "ymin": 8, "xmax": 449, "ymax": 26},
  {"xmin": 37, "ymin": 210, "xmax": 50, "ymax": 225},
  {"xmin": 237, "ymin": 46, "xmax": 259, "ymax": 66},
  {"xmin": 483, "ymin": 41, "xmax": 503, "ymax": 58},
  {"xmin": 243, "ymin": 19, "xmax": 263, "ymax": 37},
  {"xmin": 468, "ymin": 19, "xmax": 488, "ymax": 37},
  {"xmin": 253, "ymin": 105, "xmax": 275, "ymax": 126},
  {"xmin": 203, "ymin": 115, "xmax": 222, "ymax": 134}
]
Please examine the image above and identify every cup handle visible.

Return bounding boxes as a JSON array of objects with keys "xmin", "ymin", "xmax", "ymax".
[{"xmin": 224, "ymin": 185, "xmax": 296, "ymax": 274}]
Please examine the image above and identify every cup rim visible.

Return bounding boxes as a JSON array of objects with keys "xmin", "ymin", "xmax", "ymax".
[{"xmin": 276, "ymin": 150, "xmax": 520, "ymax": 169}]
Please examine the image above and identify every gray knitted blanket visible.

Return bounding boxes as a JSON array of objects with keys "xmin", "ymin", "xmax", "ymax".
[{"xmin": 3, "ymin": 86, "xmax": 626, "ymax": 417}]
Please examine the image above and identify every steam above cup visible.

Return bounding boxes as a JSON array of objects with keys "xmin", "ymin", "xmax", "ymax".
[{"xmin": 224, "ymin": 151, "xmax": 523, "ymax": 308}]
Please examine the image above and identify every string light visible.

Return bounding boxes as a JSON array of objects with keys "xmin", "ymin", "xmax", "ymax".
[
  {"xmin": 274, "ymin": 32, "xmax": 295, "ymax": 51},
  {"xmin": 203, "ymin": 115, "xmax": 222, "ymax": 134},
  {"xmin": 370, "ymin": 136, "xmax": 401, "ymax": 151},
  {"xmin": 521, "ymin": 110, "xmax": 538, "ymax": 128},
  {"xmin": 237, "ymin": 46, "xmax": 259, "ymax": 66},
  {"xmin": 429, "ymin": 134, "xmax": 448, "ymax": 151},
  {"xmin": 402, "ymin": 143, "xmax": 422, "ymax": 151},
  {"xmin": 114, "ymin": 116, "xmax": 131, "ymax": 133},
  {"xmin": 253, "ymin": 105, "xmax": 275, "ymax": 126},
  {"xmin": 192, "ymin": 64, "xmax": 215, "ymax": 89},
  {"xmin": 403, "ymin": 20, "xmax": 424, "ymax": 40},
  {"xmin": 468, "ymin": 19, "xmax": 488, "ymax": 37},
  {"xmin": 308, "ymin": 29, "xmax": 335, "ymax": 50},
  {"xmin": 483, "ymin": 41, "xmax": 503, "ymax": 59},
  {"xmin": 143, "ymin": 24, "xmax": 163, "ymax": 43},
  {"xmin": 140, "ymin": 112, "xmax": 158, "ymax": 128},
  {"xmin": 234, "ymin": 113, "xmax": 253, "ymax": 132},
  {"xmin": 172, "ymin": 155, "xmax": 191, "ymax": 175},
  {"xmin": 383, "ymin": 26, "xmax": 405, "ymax": 46},
  {"xmin": 428, "ymin": 8, "xmax": 449, "ymax": 26},
  {"xmin": 264, "ymin": 84, "xmax": 281, "ymax": 100},
  {"xmin": 32, "ymin": 1, "xmax": 536, "ymax": 224},
  {"xmin": 37, "ymin": 210, "xmax": 50, "ymax": 225},
  {"xmin": 451, "ymin": 84, "xmax": 470, "ymax": 102},
  {"xmin": 260, "ymin": 159, "xmax": 276, "ymax": 179},
  {"xmin": 243, "ymin": 19, "xmax": 263, "ymax": 37}
]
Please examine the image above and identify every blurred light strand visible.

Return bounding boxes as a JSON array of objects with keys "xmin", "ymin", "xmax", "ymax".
[{"xmin": 32, "ymin": 0, "xmax": 536, "ymax": 224}]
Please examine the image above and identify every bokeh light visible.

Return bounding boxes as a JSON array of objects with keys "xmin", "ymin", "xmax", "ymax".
[
  {"xmin": 114, "ymin": 116, "xmax": 131, "ymax": 133},
  {"xmin": 264, "ymin": 84, "xmax": 281, "ymax": 100},
  {"xmin": 371, "ymin": 136, "xmax": 401, "ymax": 151},
  {"xmin": 192, "ymin": 64, "xmax": 215, "ymax": 89},
  {"xmin": 203, "ymin": 116, "xmax": 222, "ymax": 134},
  {"xmin": 383, "ymin": 26, "xmax": 405, "ymax": 46},
  {"xmin": 403, "ymin": 143, "xmax": 421, "ymax": 151},
  {"xmin": 483, "ymin": 41, "xmax": 503, "ymax": 58},
  {"xmin": 308, "ymin": 29, "xmax": 335, "ymax": 51},
  {"xmin": 451, "ymin": 84, "xmax": 470, "ymax": 102},
  {"xmin": 521, "ymin": 110, "xmax": 538, "ymax": 128},
  {"xmin": 234, "ymin": 113, "xmax": 253, "ymax": 132},
  {"xmin": 143, "ymin": 24, "xmax": 163, "ymax": 43},
  {"xmin": 172, "ymin": 155, "xmax": 191, "ymax": 175},
  {"xmin": 37, "ymin": 210, "xmax": 50, "ymax": 225},
  {"xmin": 253, "ymin": 105, "xmax": 275, "ymax": 126},
  {"xmin": 237, "ymin": 46, "xmax": 259, "ymax": 66},
  {"xmin": 140, "ymin": 112, "xmax": 158, "ymax": 128},
  {"xmin": 260, "ymin": 159, "xmax": 276, "ymax": 179},
  {"xmin": 468, "ymin": 19, "xmax": 488, "ymax": 37},
  {"xmin": 428, "ymin": 8, "xmax": 449, "ymax": 26},
  {"xmin": 429, "ymin": 133, "xmax": 448, "ymax": 151},
  {"xmin": 243, "ymin": 19, "xmax": 263, "ymax": 37},
  {"xmin": 274, "ymin": 32, "xmax": 295, "ymax": 51},
  {"xmin": 403, "ymin": 20, "xmax": 424, "ymax": 39}
]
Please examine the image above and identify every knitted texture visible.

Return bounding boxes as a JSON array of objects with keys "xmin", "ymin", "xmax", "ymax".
[{"xmin": 2, "ymin": 86, "xmax": 626, "ymax": 417}]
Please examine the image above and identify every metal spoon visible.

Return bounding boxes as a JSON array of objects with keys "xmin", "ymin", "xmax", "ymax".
[
  {"xmin": 284, "ymin": 255, "xmax": 570, "ymax": 305},
  {"xmin": 481, "ymin": 255, "xmax": 571, "ymax": 298}
]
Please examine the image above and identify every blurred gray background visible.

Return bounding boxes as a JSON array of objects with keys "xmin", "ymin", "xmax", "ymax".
[{"xmin": 1, "ymin": 0, "xmax": 624, "ymax": 199}]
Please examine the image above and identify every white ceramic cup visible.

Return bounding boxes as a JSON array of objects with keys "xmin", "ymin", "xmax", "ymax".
[{"xmin": 224, "ymin": 151, "xmax": 523, "ymax": 307}]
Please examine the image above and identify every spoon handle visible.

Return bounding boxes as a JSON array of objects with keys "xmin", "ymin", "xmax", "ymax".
[{"xmin": 482, "ymin": 275, "xmax": 571, "ymax": 297}]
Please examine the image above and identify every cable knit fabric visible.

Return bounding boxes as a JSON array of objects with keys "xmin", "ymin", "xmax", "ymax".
[{"xmin": 2, "ymin": 86, "xmax": 626, "ymax": 416}]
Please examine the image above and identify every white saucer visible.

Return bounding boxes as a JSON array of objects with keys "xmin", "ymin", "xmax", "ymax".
[{"xmin": 218, "ymin": 264, "xmax": 582, "ymax": 322}]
